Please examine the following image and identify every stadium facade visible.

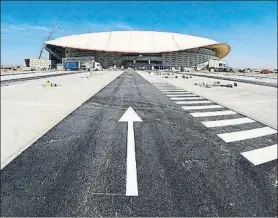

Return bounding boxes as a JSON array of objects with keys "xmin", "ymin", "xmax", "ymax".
[{"xmin": 44, "ymin": 31, "xmax": 230, "ymax": 69}]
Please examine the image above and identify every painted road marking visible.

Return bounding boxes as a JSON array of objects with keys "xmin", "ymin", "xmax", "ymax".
[
  {"xmin": 170, "ymin": 96, "xmax": 198, "ymax": 100},
  {"xmin": 119, "ymin": 107, "xmax": 142, "ymax": 196},
  {"xmin": 182, "ymin": 105, "xmax": 223, "ymax": 110},
  {"xmin": 175, "ymin": 100, "xmax": 211, "ymax": 104},
  {"xmin": 217, "ymin": 127, "xmax": 277, "ymax": 143},
  {"xmin": 163, "ymin": 91, "xmax": 188, "ymax": 94},
  {"xmin": 190, "ymin": 110, "xmax": 237, "ymax": 117},
  {"xmin": 240, "ymin": 144, "xmax": 277, "ymax": 166},
  {"xmin": 202, "ymin": 117, "xmax": 255, "ymax": 128},
  {"xmin": 174, "ymin": 97, "xmax": 204, "ymax": 100},
  {"xmin": 160, "ymin": 89, "xmax": 185, "ymax": 92},
  {"xmin": 167, "ymin": 94, "xmax": 195, "ymax": 97}
]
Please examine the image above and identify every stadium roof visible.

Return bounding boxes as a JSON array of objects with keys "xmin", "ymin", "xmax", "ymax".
[{"xmin": 45, "ymin": 31, "xmax": 230, "ymax": 58}]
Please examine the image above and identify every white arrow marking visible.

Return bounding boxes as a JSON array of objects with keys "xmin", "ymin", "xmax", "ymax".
[{"xmin": 119, "ymin": 106, "xmax": 142, "ymax": 196}]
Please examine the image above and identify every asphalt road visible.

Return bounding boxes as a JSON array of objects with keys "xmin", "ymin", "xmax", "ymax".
[{"xmin": 1, "ymin": 71, "xmax": 277, "ymax": 216}]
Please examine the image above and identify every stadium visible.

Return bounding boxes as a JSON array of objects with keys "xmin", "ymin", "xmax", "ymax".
[{"xmin": 44, "ymin": 30, "xmax": 230, "ymax": 70}]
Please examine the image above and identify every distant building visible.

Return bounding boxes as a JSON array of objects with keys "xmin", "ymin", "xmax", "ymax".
[
  {"xmin": 24, "ymin": 58, "xmax": 52, "ymax": 70},
  {"xmin": 44, "ymin": 30, "xmax": 230, "ymax": 70}
]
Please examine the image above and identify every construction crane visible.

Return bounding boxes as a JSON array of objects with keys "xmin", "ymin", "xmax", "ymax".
[{"xmin": 38, "ymin": 24, "xmax": 59, "ymax": 59}]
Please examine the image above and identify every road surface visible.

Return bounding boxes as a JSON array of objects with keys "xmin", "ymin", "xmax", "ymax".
[{"xmin": 1, "ymin": 71, "xmax": 277, "ymax": 216}]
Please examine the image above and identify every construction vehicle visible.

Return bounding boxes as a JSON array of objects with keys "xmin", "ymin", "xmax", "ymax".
[
  {"xmin": 81, "ymin": 61, "xmax": 102, "ymax": 71},
  {"xmin": 62, "ymin": 57, "xmax": 102, "ymax": 71},
  {"xmin": 63, "ymin": 60, "xmax": 102, "ymax": 71},
  {"xmin": 64, "ymin": 61, "xmax": 79, "ymax": 70},
  {"xmin": 196, "ymin": 59, "xmax": 232, "ymax": 72}
]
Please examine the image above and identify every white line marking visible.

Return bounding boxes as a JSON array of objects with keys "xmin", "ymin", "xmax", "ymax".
[
  {"xmin": 176, "ymin": 100, "xmax": 211, "ymax": 104},
  {"xmin": 170, "ymin": 96, "xmax": 198, "ymax": 100},
  {"xmin": 241, "ymin": 144, "xmax": 277, "ymax": 166},
  {"xmin": 126, "ymin": 122, "xmax": 138, "ymax": 196},
  {"xmin": 217, "ymin": 127, "xmax": 277, "ymax": 143},
  {"xmin": 182, "ymin": 105, "xmax": 223, "ymax": 110},
  {"xmin": 190, "ymin": 110, "xmax": 237, "ymax": 117},
  {"xmin": 167, "ymin": 94, "xmax": 195, "ymax": 97},
  {"xmin": 202, "ymin": 117, "xmax": 255, "ymax": 128},
  {"xmin": 119, "ymin": 107, "xmax": 142, "ymax": 196},
  {"xmin": 163, "ymin": 92, "xmax": 188, "ymax": 94},
  {"xmin": 160, "ymin": 89, "xmax": 185, "ymax": 92},
  {"xmin": 175, "ymin": 97, "xmax": 204, "ymax": 100}
]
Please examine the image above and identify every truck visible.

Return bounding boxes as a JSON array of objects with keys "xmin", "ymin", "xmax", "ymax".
[
  {"xmin": 81, "ymin": 61, "xmax": 102, "ymax": 71},
  {"xmin": 196, "ymin": 60, "xmax": 232, "ymax": 72},
  {"xmin": 62, "ymin": 56, "xmax": 102, "ymax": 71},
  {"xmin": 62, "ymin": 59, "xmax": 102, "ymax": 71},
  {"xmin": 64, "ymin": 61, "xmax": 79, "ymax": 70}
]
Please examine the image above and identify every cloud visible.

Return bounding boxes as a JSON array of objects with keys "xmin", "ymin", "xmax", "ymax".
[
  {"xmin": 1, "ymin": 23, "xmax": 51, "ymax": 33},
  {"xmin": 1, "ymin": 21, "xmax": 137, "ymax": 65},
  {"xmin": 32, "ymin": 26, "xmax": 51, "ymax": 31},
  {"xmin": 113, "ymin": 22, "xmax": 134, "ymax": 30}
]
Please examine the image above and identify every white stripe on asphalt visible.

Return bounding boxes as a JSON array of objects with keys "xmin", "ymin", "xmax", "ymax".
[
  {"xmin": 164, "ymin": 92, "xmax": 189, "ymax": 95},
  {"xmin": 202, "ymin": 117, "xmax": 255, "ymax": 128},
  {"xmin": 170, "ymin": 96, "xmax": 198, "ymax": 100},
  {"xmin": 126, "ymin": 122, "xmax": 138, "ymax": 196},
  {"xmin": 241, "ymin": 144, "xmax": 277, "ymax": 166},
  {"xmin": 190, "ymin": 110, "xmax": 237, "ymax": 117},
  {"xmin": 217, "ymin": 127, "xmax": 277, "ymax": 143},
  {"xmin": 176, "ymin": 100, "xmax": 211, "ymax": 104},
  {"xmin": 160, "ymin": 89, "xmax": 185, "ymax": 92},
  {"xmin": 182, "ymin": 105, "xmax": 223, "ymax": 110},
  {"xmin": 163, "ymin": 91, "xmax": 188, "ymax": 94},
  {"xmin": 175, "ymin": 97, "xmax": 204, "ymax": 100},
  {"xmin": 167, "ymin": 94, "xmax": 195, "ymax": 97}
]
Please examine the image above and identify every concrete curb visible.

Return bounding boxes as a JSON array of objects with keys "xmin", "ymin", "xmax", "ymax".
[
  {"xmin": 184, "ymin": 72, "xmax": 277, "ymax": 88},
  {"xmin": 1, "ymin": 71, "xmax": 89, "ymax": 86}
]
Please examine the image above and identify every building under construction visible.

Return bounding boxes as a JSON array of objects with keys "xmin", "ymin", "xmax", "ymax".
[{"xmin": 44, "ymin": 30, "xmax": 230, "ymax": 69}]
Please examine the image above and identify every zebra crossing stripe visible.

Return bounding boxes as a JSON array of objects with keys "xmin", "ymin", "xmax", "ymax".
[
  {"xmin": 182, "ymin": 105, "xmax": 223, "ymax": 110},
  {"xmin": 161, "ymin": 89, "xmax": 186, "ymax": 91},
  {"xmin": 176, "ymin": 97, "xmax": 204, "ymax": 100},
  {"xmin": 217, "ymin": 127, "xmax": 277, "ymax": 143},
  {"xmin": 167, "ymin": 94, "xmax": 195, "ymax": 97},
  {"xmin": 170, "ymin": 96, "xmax": 199, "ymax": 100},
  {"xmin": 163, "ymin": 92, "xmax": 188, "ymax": 94},
  {"xmin": 240, "ymin": 144, "xmax": 277, "ymax": 166},
  {"xmin": 190, "ymin": 110, "xmax": 237, "ymax": 117},
  {"xmin": 176, "ymin": 100, "xmax": 211, "ymax": 105},
  {"xmin": 202, "ymin": 117, "xmax": 255, "ymax": 128}
]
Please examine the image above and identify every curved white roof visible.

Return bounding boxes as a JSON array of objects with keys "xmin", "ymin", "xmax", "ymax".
[{"xmin": 45, "ymin": 31, "xmax": 230, "ymax": 58}]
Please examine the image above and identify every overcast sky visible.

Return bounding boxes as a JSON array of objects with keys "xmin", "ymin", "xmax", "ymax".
[{"xmin": 1, "ymin": 1, "xmax": 277, "ymax": 69}]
